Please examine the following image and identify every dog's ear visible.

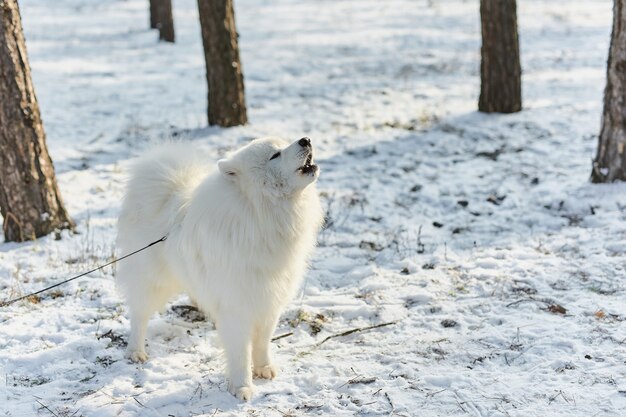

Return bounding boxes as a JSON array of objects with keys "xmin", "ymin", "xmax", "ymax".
[{"xmin": 218, "ymin": 158, "xmax": 238, "ymax": 179}]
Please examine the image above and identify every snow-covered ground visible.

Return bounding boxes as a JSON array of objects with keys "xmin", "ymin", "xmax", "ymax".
[{"xmin": 2, "ymin": 0, "xmax": 625, "ymax": 416}]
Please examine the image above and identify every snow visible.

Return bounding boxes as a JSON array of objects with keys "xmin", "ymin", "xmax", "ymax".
[{"xmin": 1, "ymin": 0, "xmax": 625, "ymax": 416}]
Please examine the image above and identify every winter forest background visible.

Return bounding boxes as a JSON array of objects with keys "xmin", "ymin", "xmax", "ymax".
[{"xmin": 1, "ymin": 0, "xmax": 626, "ymax": 416}]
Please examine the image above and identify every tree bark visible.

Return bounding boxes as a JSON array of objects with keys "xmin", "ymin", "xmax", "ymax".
[
  {"xmin": 0, "ymin": 0, "xmax": 74, "ymax": 242},
  {"xmin": 154, "ymin": 0, "xmax": 174, "ymax": 43},
  {"xmin": 479, "ymin": 0, "xmax": 522, "ymax": 113},
  {"xmin": 197, "ymin": 0, "xmax": 247, "ymax": 127},
  {"xmin": 149, "ymin": 0, "xmax": 158, "ymax": 29},
  {"xmin": 591, "ymin": 0, "xmax": 626, "ymax": 183}
]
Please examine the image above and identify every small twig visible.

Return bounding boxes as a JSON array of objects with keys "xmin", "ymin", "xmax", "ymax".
[
  {"xmin": 338, "ymin": 374, "xmax": 377, "ymax": 389},
  {"xmin": 549, "ymin": 390, "xmax": 564, "ymax": 404},
  {"xmin": 98, "ymin": 390, "xmax": 125, "ymax": 405},
  {"xmin": 35, "ymin": 399, "xmax": 59, "ymax": 417},
  {"xmin": 506, "ymin": 297, "xmax": 551, "ymax": 308},
  {"xmin": 455, "ymin": 398, "xmax": 467, "ymax": 413},
  {"xmin": 611, "ymin": 336, "xmax": 626, "ymax": 345},
  {"xmin": 268, "ymin": 406, "xmax": 291, "ymax": 417},
  {"xmin": 426, "ymin": 388, "xmax": 447, "ymax": 398},
  {"xmin": 314, "ymin": 321, "xmax": 397, "ymax": 347},
  {"xmin": 549, "ymin": 390, "xmax": 571, "ymax": 405},
  {"xmin": 271, "ymin": 332, "xmax": 294, "ymax": 342},
  {"xmin": 351, "ymin": 376, "xmax": 377, "ymax": 385},
  {"xmin": 385, "ymin": 392, "xmax": 395, "ymax": 412},
  {"xmin": 417, "ymin": 225, "xmax": 425, "ymax": 254},
  {"xmin": 506, "ymin": 298, "xmax": 535, "ymax": 307},
  {"xmin": 296, "ymin": 403, "xmax": 323, "ymax": 411},
  {"xmin": 496, "ymin": 403, "xmax": 512, "ymax": 417},
  {"xmin": 189, "ymin": 383, "xmax": 203, "ymax": 401}
]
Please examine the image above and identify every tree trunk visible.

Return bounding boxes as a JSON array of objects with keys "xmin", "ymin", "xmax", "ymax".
[
  {"xmin": 0, "ymin": 0, "xmax": 74, "ymax": 242},
  {"xmin": 591, "ymin": 0, "xmax": 626, "ymax": 183},
  {"xmin": 154, "ymin": 0, "xmax": 174, "ymax": 43},
  {"xmin": 149, "ymin": 0, "xmax": 158, "ymax": 29},
  {"xmin": 479, "ymin": 0, "xmax": 522, "ymax": 113},
  {"xmin": 197, "ymin": 0, "xmax": 247, "ymax": 127}
]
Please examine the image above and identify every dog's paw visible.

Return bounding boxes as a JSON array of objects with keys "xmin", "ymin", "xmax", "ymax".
[
  {"xmin": 126, "ymin": 349, "xmax": 148, "ymax": 363},
  {"xmin": 253, "ymin": 364, "xmax": 278, "ymax": 380},
  {"xmin": 229, "ymin": 384, "xmax": 253, "ymax": 401}
]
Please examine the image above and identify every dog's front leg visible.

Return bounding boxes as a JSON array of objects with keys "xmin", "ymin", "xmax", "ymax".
[
  {"xmin": 252, "ymin": 312, "xmax": 280, "ymax": 380},
  {"xmin": 216, "ymin": 311, "xmax": 254, "ymax": 401}
]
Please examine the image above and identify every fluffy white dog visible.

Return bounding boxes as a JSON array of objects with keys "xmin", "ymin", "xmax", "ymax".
[{"xmin": 116, "ymin": 137, "xmax": 323, "ymax": 400}]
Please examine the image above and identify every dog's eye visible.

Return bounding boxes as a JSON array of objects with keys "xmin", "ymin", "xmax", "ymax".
[{"xmin": 269, "ymin": 152, "xmax": 281, "ymax": 161}]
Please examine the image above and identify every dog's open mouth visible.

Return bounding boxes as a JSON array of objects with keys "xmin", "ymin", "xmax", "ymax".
[{"xmin": 298, "ymin": 152, "xmax": 318, "ymax": 175}]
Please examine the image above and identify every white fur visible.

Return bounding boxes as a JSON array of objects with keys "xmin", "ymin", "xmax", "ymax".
[{"xmin": 116, "ymin": 137, "xmax": 323, "ymax": 401}]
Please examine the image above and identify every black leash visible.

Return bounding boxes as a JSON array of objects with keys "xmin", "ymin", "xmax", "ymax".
[{"xmin": 0, "ymin": 235, "xmax": 167, "ymax": 308}]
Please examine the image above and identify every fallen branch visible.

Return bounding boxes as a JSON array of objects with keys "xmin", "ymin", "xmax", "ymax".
[
  {"xmin": 314, "ymin": 321, "xmax": 397, "ymax": 347},
  {"xmin": 271, "ymin": 332, "xmax": 294, "ymax": 342}
]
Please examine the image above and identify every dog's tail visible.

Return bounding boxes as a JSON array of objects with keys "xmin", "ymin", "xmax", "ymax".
[{"xmin": 117, "ymin": 142, "xmax": 208, "ymax": 251}]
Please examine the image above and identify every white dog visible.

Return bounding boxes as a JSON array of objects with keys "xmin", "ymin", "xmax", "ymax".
[{"xmin": 116, "ymin": 137, "xmax": 323, "ymax": 400}]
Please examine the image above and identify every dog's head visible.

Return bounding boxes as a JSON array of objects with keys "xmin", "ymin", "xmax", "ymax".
[{"xmin": 217, "ymin": 136, "xmax": 319, "ymax": 199}]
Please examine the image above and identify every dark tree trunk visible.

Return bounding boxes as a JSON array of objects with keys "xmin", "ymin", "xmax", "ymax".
[
  {"xmin": 197, "ymin": 0, "xmax": 247, "ymax": 127},
  {"xmin": 147, "ymin": 0, "xmax": 174, "ymax": 42},
  {"xmin": 154, "ymin": 0, "xmax": 175, "ymax": 43},
  {"xmin": 149, "ymin": 0, "xmax": 158, "ymax": 29},
  {"xmin": 591, "ymin": 0, "xmax": 626, "ymax": 183},
  {"xmin": 0, "ymin": 0, "xmax": 74, "ymax": 242},
  {"xmin": 479, "ymin": 0, "xmax": 522, "ymax": 113}
]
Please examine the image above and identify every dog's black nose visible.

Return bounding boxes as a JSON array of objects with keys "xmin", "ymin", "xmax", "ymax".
[{"xmin": 298, "ymin": 137, "xmax": 311, "ymax": 147}]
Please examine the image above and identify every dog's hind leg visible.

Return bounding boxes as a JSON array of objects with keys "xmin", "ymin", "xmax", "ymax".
[
  {"xmin": 216, "ymin": 310, "xmax": 254, "ymax": 401},
  {"xmin": 126, "ymin": 306, "xmax": 151, "ymax": 363},
  {"xmin": 252, "ymin": 312, "xmax": 280, "ymax": 380},
  {"xmin": 125, "ymin": 281, "xmax": 175, "ymax": 363}
]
